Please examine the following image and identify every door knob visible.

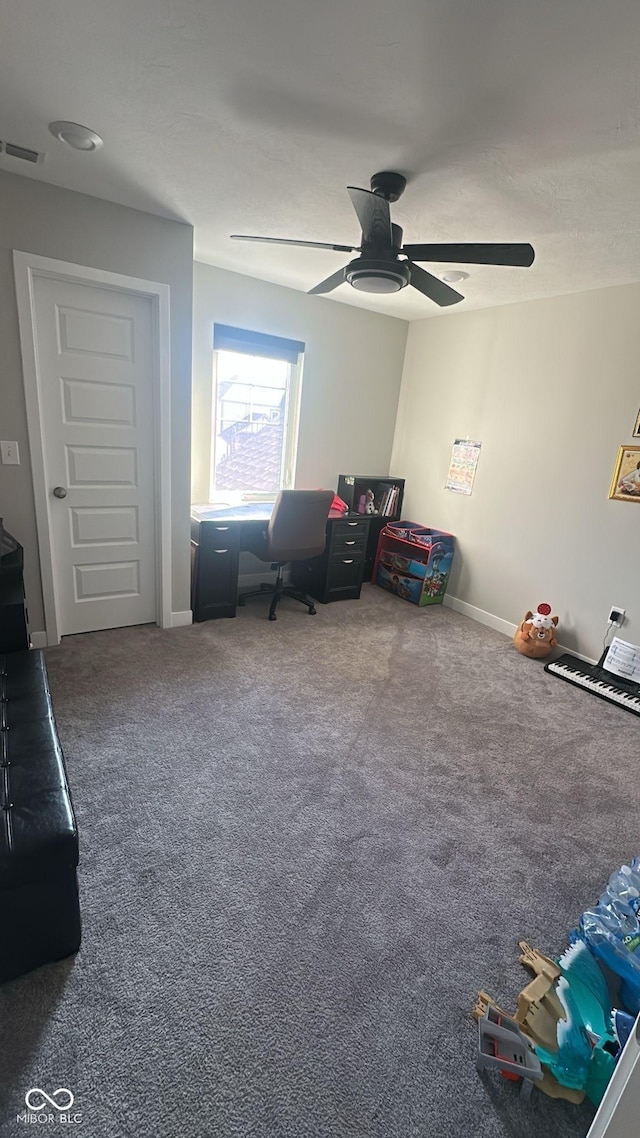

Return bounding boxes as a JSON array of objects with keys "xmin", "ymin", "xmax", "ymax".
[{"xmin": 53, "ymin": 486, "xmax": 67, "ymax": 499}]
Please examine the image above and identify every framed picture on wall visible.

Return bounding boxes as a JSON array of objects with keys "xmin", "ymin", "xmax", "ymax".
[
  {"xmin": 633, "ymin": 408, "xmax": 640, "ymax": 437},
  {"xmin": 609, "ymin": 445, "xmax": 640, "ymax": 501}
]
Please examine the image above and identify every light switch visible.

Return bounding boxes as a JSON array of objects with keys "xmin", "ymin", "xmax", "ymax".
[{"xmin": 0, "ymin": 441, "xmax": 20, "ymax": 465}]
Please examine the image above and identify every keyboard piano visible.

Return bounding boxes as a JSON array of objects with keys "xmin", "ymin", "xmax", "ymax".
[{"xmin": 545, "ymin": 654, "xmax": 640, "ymax": 717}]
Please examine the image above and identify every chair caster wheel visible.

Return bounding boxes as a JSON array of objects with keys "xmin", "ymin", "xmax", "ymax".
[
  {"xmin": 269, "ymin": 613, "xmax": 277, "ymax": 621},
  {"xmin": 308, "ymin": 607, "xmax": 316, "ymax": 615}
]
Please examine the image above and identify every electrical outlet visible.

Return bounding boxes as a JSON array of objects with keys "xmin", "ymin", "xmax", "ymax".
[
  {"xmin": 0, "ymin": 440, "xmax": 20, "ymax": 465},
  {"xmin": 609, "ymin": 606, "xmax": 625, "ymax": 626}
]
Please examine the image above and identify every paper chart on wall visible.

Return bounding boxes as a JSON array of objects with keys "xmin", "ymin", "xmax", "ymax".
[{"xmin": 445, "ymin": 439, "xmax": 482, "ymax": 495}]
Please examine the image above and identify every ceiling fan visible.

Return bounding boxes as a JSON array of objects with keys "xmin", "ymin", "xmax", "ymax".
[{"xmin": 231, "ymin": 172, "xmax": 535, "ymax": 307}]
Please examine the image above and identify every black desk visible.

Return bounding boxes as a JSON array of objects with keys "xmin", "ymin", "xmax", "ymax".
[
  {"xmin": 190, "ymin": 503, "xmax": 371, "ymax": 621},
  {"xmin": 0, "ymin": 539, "xmax": 29, "ymax": 652}
]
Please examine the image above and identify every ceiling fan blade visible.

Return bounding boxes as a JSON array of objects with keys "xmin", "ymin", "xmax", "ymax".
[
  {"xmin": 347, "ymin": 187, "xmax": 392, "ymax": 247},
  {"xmin": 231, "ymin": 235, "xmax": 357, "ymax": 253},
  {"xmin": 408, "ymin": 262, "xmax": 464, "ymax": 307},
  {"xmin": 402, "ymin": 242, "xmax": 535, "ymax": 267},
  {"xmin": 308, "ymin": 266, "xmax": 347, "ymax": 295}
]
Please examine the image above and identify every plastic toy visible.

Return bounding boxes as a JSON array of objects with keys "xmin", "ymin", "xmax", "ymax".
[
  {"xmin": 528, "ymin": 940, "xmax": 618, "ymax": 1106},
  {"xmin": 473, "ymin": 940, "xmax": 621, "ymax": 1106},
  {"xmin": 613, "ymin": 1009, "xmax": 636, "ymax": 1056},
  {"xmin": 364, "ymin": 488, "xmax": 376, "ymax": 514},
  {"xmin": 514, "ymin": 602, "xmax": 558, "ymax": 659},
  {"xmin": 476, "ymin": 1005, "xmax": 543, "ymax": 1100}
]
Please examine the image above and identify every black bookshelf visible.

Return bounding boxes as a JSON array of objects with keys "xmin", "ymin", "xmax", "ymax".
[{"xmin": 336, "ymin": 474, "xmax": 405, "ymax": 581}]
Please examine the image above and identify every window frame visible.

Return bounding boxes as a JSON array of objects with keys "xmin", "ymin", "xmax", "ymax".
[{"xmin": 209, "ymin": 338, "xmax": 304, "ymax": 504}]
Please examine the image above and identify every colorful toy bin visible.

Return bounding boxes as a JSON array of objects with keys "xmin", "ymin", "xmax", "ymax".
[{"xmin": 373, "ymin": 523, "xmax": 455, "ymax": 606}]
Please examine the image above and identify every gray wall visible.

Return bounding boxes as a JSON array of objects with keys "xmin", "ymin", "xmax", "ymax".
[
  {"xmin": 0, "ymin": 170, "xmax": 193, "ymax": 633},
  {"xmin": 192, "ymin": 261, "xmax": 409, "ymax": 503},
  {"xmin": 391, "ymin": 284, "xmax": 640, "ymax": 661}
]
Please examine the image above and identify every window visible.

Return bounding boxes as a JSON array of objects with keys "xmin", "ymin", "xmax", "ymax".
[{"xmin": 210, "ymin": 325, "xmax": 304, "ymax": 502}]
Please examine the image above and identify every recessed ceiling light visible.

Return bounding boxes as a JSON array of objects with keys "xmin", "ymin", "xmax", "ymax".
[
  {"xmin": 48, "ymin": 121, "xmax": 103, "ymax": 152},
  {"xmin": 442, "ymin": 270, "xmax": 470, "ymax": 284}
]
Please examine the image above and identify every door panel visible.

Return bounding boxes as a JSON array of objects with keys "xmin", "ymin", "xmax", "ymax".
[
  {"xmin": 61, "ymin": 378, "xmax": 136, "ymax": 427},
  {"xmin": 74, "ymin": 561, "xmax": 140, "ymax": 600},
  {"xmin": 33, "ymin": 277, "xmax": 157, "ymax": 635},
  {"xmin": 65, "ymin": 445, "xmax": 137, "ymax": 487},
  {"xmin": 70, "ymin": 507, "xmax": 139, "ymax": 546},
  {"xmin": 57, "ymin": 305, "xmax": 135, "ymax": 359}
]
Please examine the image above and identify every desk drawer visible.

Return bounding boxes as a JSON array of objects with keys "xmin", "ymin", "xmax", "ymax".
[
  {"xmin": 331, "ymin": 532, "xmax": 366, "ymax": 556},
  {"xmin": 333, "ymin": 518, "xmax": 368, "ymax": 540},
  {"xmin": 327, "ymin": 554, "xmax": 364, "ymax": 590},
  {"xmin": 290, "ymin": 549, "xmax": 365, "ymax": 603},
  {"xmin": 199, "ymin": 520, "xmax": 241, "ymax": 551}
]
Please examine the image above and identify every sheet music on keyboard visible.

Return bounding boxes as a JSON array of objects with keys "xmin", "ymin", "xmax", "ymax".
[{"xmin": 602, "ymin": 636, "xmax": 640, "ymax": 684}]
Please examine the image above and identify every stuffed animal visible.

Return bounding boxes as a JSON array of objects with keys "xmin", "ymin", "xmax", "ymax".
[
  {"xmin": 514, "ymin": 602, "xmax": 559, "ymax": 659},
  {"xmin": 364, "ymin": 488, "xmax": 376, "ymax": 514}
]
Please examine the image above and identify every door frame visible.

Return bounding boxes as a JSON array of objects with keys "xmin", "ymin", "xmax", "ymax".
[{"xmin": 13, "ymin": 251, "xmax": 172, "ymax": 645}]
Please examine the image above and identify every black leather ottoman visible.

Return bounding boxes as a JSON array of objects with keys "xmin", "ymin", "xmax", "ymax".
[{"xmin": 1, "ymin": 650, "xmax": 81, "ymax": 983}]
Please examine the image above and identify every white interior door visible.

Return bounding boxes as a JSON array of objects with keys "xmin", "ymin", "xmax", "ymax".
[{"xmin": 31, "ymin": 276, "xmax": 157, "ymax": 635}]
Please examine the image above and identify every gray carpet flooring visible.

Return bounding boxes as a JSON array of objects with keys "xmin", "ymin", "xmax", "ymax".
[{"xmin": 1, "ymin": 586, "xmax": 638, "ymax": 1137}]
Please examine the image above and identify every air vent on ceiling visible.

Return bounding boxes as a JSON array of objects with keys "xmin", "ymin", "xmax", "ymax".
[{"xmin": 0, "ymin": 140, "xmax": 44, "ymax": 165}]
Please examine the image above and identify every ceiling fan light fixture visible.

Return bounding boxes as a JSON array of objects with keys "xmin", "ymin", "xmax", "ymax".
[
  {"xmin": 346, "ymin": 259, "xmax": 410, "ymax": 294},
  {"xmin": 350, "ymin": 273, "xmax": 403, "ymax": 294}
]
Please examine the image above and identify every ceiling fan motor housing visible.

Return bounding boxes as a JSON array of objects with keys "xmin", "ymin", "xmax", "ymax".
[{"xmin": 370, "ymin": 171, "xmax": 407, "ymax": 202}]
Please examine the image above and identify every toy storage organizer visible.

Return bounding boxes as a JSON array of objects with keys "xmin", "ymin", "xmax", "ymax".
[{"xmin": 373, "ymin": 522, "xmax": 455, "ymax": 606}]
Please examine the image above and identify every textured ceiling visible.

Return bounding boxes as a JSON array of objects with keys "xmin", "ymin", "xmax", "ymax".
[{"xmin": 2, "ymin": 0, "xmax": 640, "ymax": 319}]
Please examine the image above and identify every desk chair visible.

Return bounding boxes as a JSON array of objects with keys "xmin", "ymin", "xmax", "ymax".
[{"xmin": 238, "ymin": 490, "xmax": 334, "ymax": 621}]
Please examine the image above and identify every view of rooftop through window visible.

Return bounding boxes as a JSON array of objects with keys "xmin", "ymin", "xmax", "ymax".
[{"xmin": 212, "ymin": 350, "xmax": 291, "ymax": 494}]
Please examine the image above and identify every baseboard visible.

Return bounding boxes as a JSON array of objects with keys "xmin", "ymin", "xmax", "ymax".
[
  {"xmin": 443, "ymin": 594, "xmax": 517, "ymax": 638},
  {"xmin": 171, "ymin": 610, "xmax": 193, "ymax": 628},
  {"xmin": 238, "ymin": 572, "xmax": 271, "ymax": 588},
  {"xmin": 443, "ymin": 593, "xmax": 596, "ymax": 665},
  {"xmin": 33, "ymin": 618, "xmax": 194, "ymax": 640},
  {"xmin": 238, "ymin": 570, "xmax": 289, "ymax": 588}
]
